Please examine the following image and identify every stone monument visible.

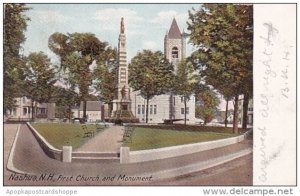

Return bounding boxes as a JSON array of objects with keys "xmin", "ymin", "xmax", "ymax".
[{"xmin": 112, "ymin": 18, "xmax": 132, "ymax": 118}]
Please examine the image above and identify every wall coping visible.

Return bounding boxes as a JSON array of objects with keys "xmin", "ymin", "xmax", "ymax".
[
  {"xmin": 130, "ymin": 133, "xmax": 245, "ymax": 155},
  {"xmin": 26, "ymin": 122, "xmax": 62, "ymax": 153}
]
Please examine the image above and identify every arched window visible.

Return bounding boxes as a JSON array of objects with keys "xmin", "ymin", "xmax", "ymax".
[{"xmin": 171, "ymin": 47, "xmax": 178, "ymax": 59}]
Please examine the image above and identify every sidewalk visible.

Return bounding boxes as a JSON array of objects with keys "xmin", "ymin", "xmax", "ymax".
[
  {"xmin": 75, "ymin": 125, "xmax": 124, "ymax": 152},
  {"xmin": 4, "ymin": 124, "xmax": 19, "ymax": 164},
  {"xmin": 3, "ymin": 124, "xmax": 19, "ymax": 185}
]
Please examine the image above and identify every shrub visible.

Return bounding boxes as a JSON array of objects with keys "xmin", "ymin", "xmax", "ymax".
[
  {"xmin": 106, "ymin": 117, "xmax": 139, "ymax": 124},
  {"xmin": 112, "ymin": 110, "xmax": 134, "ymax": 118},
  {"xmin": 36, "ymin": 113, "xmax": 47, "ymax": 118}
]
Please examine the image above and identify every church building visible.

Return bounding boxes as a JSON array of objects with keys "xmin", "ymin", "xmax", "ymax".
[{"xmin": 130, "ymin": 18, "xmax": 196, "ymax": 124}]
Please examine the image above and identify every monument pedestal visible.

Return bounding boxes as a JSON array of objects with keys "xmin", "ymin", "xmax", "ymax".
[
  {"xmin": 111, "ymin": 98, "xmax": 136, "ymax": 123},
  {"xmin": 112, "ymin": 99, "xmax": 131, "ymax": 115}
]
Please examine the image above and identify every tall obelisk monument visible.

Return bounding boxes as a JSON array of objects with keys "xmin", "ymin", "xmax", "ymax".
[{"xmin": 112, "ymin": 17, "xmax": 131, "ymax": 116}]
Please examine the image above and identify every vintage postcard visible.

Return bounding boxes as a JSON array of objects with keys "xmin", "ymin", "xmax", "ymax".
[{"xmin": 1, "ymin": 1, "xmax": 297, "ymax": 192}]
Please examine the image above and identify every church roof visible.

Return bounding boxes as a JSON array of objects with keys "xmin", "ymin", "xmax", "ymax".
[{"xmin": 168, "ymin": 18, "xmax": 182, "ymax": 39}]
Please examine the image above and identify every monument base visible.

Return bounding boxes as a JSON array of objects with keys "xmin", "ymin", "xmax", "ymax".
[
  {"xmin": 112, "ymin": 99, "xmax": 131, "ymax": 116},
  {"xmin": 109, "ymin": 99, "xmax": 139, "ymax": 124}
]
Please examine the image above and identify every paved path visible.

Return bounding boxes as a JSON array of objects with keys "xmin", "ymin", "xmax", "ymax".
[
  {"xmin": 5, "ymin": 124, "xmax": 252, "ymax": 185},
  {"xmin": 3, "ymin": 124, "xmax": 19, "ymax": 185},
  {"xmin": 148, "ymin": 154, "xmax": 252, "ymax": 185},
  {"xmin": 75, "ymin": 125, "xmax": 124, "ymax": 152}
]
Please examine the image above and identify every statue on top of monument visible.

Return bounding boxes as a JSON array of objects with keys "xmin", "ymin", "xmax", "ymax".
[
  {"xmin": 120, "ymin": 17, "xmax": 125, "ymax": 33},
  {"xmin": 121, "ymin": 85, "xmax": 126, "ymax": 99}
]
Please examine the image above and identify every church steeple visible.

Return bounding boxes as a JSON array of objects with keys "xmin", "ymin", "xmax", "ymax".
[
  {"xmin": 164, "ymin": 18, "xmax": 186, "ymax": 74},
  {"xmin": 168, "ymin": 18, "xmax": 182, "ymax": 39}
]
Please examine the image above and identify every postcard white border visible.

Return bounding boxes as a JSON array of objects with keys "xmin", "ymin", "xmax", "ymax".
[{"xmin": 0, "ymin": 1, "xmax": 299, "ymax": 196}]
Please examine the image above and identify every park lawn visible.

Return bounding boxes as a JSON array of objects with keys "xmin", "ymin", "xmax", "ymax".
[
  {"xmin": 32, "ymin": 123, "xmax": 99, "ymax": 150},
  {"xmin": 123, "ymin": 127, "xmax": 240, "ymax": 151}
]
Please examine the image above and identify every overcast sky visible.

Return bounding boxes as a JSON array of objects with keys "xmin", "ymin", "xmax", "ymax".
[{"xmin": 22, "ymin": 4, "xmax": 202, "ymax": 64}]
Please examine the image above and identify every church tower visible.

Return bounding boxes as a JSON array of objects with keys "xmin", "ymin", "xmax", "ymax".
[
  {"xmin": 112, "ymin": 17, "xmax": 131, "ymax": 116},
  {"xmin": 130, "ymin": 17, "xmax": 195, "ymax": 124},
  {"xmin": 164, "ymin": 18, "xmax": 187, "ymax": 120},
  {"xmin": 164, "ymin": 18, "xmax": 186, "ymax": 73}
]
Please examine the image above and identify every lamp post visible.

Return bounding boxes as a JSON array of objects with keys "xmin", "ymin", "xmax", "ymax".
[{"xmin": 135, "ymin": 93, "xmax": 137, "ymax": 117}]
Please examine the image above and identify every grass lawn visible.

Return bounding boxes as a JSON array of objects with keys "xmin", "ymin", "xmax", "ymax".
[
  {"xmin": 32, "ymin": 123, "xmax": 102, "ymax": 150},
  {"xmin": 123, "ymin": 127, "xmax": 240, "ymax": 151}
]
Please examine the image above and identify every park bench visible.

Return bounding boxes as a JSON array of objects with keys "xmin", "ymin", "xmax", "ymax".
[
  {"xmin": 81, "ymin": 124, "xmax": 94, "ymax": 138},
  {"xmin": 95, "ymin": 123, "xmax": 105, "ymax": 132}
]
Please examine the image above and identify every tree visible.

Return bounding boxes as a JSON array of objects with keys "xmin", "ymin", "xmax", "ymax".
[
  {"xmin": 174, "ymin": 59, "xmax": 198, "ymax": 125},
  {"xmin": 242, "ymin": 75, "xmax": 253, "ymax": 129},
  {"xmin": 51, "ymin": 86, "xmax": 79, "ymax": 121},
  {"xmin": 221, "ymin": 93, "xmax": 233, "ymax": 128},
  {"xmin": 4, "ymin": 4, "xmax": 30, "ymax": 113},
  {"xmin": 93, "ymin": 47, "xmax": 118, "ymax": 116},
  {"xmin": 188, "ymin": 4, "xmax": 253, "ymax": 133},
  {"xmin": 49, "ymin": 32, "xmax": 107, "ymax": 121},
  {"xmin": 208, "ymin": 79, "xmax": 234, "ymax": 128},
  {"xmin": 129, "ymin": 50, "xmax": 174, "ymax": 123},
  {"xmin": 24, "ymin": 52, "xmax": 57, "ymax": 121},
  {"xmin": 196, "ymin": 88, "xmax": 220, "ymax": 124},
  {"xmin": 190, "ymin": 52, "xmax": 234, "ymax": 128}
]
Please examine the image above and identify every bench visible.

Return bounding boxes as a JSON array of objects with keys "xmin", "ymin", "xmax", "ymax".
[
  {"xmin": 96, "ymin": 123, "xmax": 105, "ymax": 132},
  {"xmin": 81, "ymin": 124, "xmax": 94, "ymax": 138}
]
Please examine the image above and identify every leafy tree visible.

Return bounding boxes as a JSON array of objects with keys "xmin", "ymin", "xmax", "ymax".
[
  {"xmin": 190, "ymin": 53, "xmax": 234, "ymax": 127},
  {"xmin": 175, "ymin": 59, "xmax": 198, "ymax": 125},
  {"xmin": 242, "ymin": 77, "xmax": 253, "ymax": 129},
  {"xmin": 93, "ymin": 47, "xmax": 118, "ymax": 116},
  {"xmin": 220, "ymin": 91, "xmax": 233, "ymax": 128},
  {"xmin": 129, "ymin": 50, "xmax": 174, "ymax": 123},
  {"xmin": 196, "ymin": 88, "xmax": 220, "ymax": 124},
  {"xmin": 24, "ymin": 52, "xmax": 57, "ymax": 121},
  {"xmin": 48, "ymin": 32, "xmax": 107, "ymax": 121},
  {"xmin": 4, "ymin": 4, "xmax": 30, "ymax": 113},
  {"xmin": 64, "ymin": 52, "xmax": 91, "ymax": 120},
  {"xmin": 51, "ymin": 86, "xmax": 79, "ymax": 121},
  {"xmin": 206, "ymin": 76, "xmax": 234, "ymax": 127},
  {"xmin": 188, "ymin": 4, "xmax": 253, "ymax": 133},
  {"xmin": 85, "ymin": 94, "xmax": 99, "ymax": 101}
]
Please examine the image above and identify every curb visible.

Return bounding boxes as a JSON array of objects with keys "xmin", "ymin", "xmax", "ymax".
[
  {"xmin": 26, "ymin": 122, "xmax": 61, "ymax": 152},
  {"xmin": 26, "ymin": 122, "xmax": 62, "ymax": 160},
  {"xmin": 143, "ymin": 148, "xmax": 252, "ymax": 180},
  {"xmin": 6, "ymin": 124, "xmax": 28, "ymax": 174}
]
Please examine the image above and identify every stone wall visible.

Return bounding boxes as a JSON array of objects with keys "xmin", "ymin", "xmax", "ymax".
[
  {"xmin": 26, "ymin": 122, "xmax": 62, "ymax": 161},
  {"xmin": 124, "ymin": 134, "xmax": 245, "ymax": 163}
]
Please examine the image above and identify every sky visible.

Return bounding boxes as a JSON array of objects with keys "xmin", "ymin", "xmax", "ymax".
[
  {"xmin": 21, "ymin": 3, "xmax": 231, "ymax": 110},
  {"xmin": 22, "ymin": 4, "xmax": 201, "ymax": 64}
]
